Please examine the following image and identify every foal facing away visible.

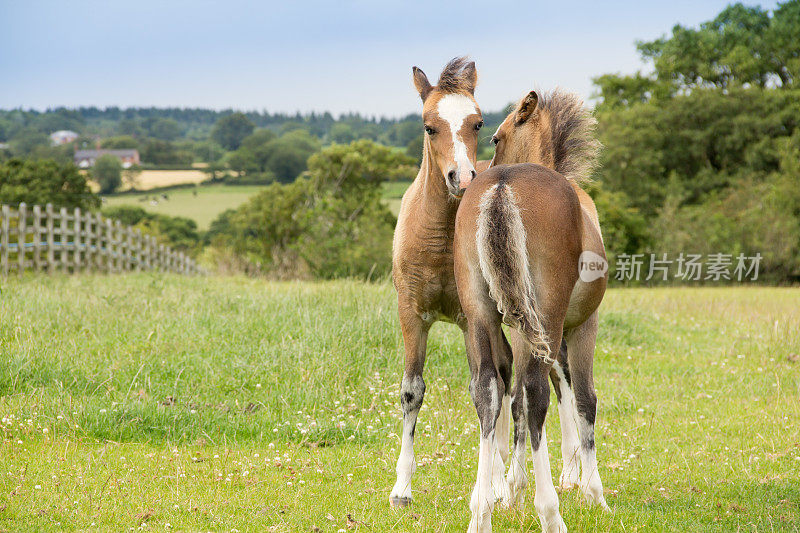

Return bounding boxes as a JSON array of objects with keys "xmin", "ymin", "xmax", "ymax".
[{"xmin": 453, "ymin": 92, "xmax": 609, "ymax": 531}]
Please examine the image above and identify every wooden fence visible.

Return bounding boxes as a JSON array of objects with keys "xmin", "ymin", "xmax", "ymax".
[{"xmin": 0, "ymin": 203, "xmax": 201, "ymax": 276}]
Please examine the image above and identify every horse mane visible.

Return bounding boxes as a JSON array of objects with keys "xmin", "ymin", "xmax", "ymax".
[
  {"xmin": 537, "ymin": 89, "xmax": 600, "ymax": 184},
  {"xmin": 437, "ymin": 57, "xmax": 475, "ymax": 94}
]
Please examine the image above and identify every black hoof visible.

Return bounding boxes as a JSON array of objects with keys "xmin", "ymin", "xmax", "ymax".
[{"xmin": 390, "ymin": 496, "xmax": 412, "ymax": 508}]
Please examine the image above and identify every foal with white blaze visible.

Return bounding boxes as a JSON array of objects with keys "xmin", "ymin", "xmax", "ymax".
[{"xmin": 390, "ymin": 58, "xmax": 497, "ymax": 508}]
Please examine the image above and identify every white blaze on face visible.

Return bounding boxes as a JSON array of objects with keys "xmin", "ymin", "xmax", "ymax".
[{"xmin": 436, "ymin": 93, "xmax": 477, "ymax": 189}]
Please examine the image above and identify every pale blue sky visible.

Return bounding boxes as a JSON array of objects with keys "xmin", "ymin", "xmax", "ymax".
[{"xmin": 0, "ymin": 0, "xmax": 779, "ymax": 117}]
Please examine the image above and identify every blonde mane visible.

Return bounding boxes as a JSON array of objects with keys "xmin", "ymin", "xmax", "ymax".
[
  {"xmin": 536, "ymin": 89, "xmax": 600, "ymax": 184},
  {"xmin": 436, "ymin": 57, "xmax": 476, "ymax": 94}
]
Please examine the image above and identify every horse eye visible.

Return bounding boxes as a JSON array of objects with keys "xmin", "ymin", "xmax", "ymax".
[
  {"xmin": 424, "ymin": 125, "xmax": 436, "ymax": 135},
  {"xmin": 491, "ymin": 136, "xmax": 499, "ymax": 145},
  {"xmin": 474, "ymin": 121, "xmax": 484, "ymax": 131}
]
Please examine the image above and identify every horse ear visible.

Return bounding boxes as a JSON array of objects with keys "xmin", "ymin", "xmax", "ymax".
[
  {"xmin": 412, "ymin": 67, "xmax": 433, "ymax": 101},
  {"xmin": 463, "ymin": 61, "xmax": 477, "ymax": 94},
  {"xmin": 515, "ymin": 91, "xmax": 539, "ymax": 124}
]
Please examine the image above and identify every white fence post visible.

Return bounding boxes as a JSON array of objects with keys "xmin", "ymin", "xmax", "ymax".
[
  {"xmin": 59, "ymin": 206, "xmax": 68, "ymax": 273},
  {"xmin": 1, "ymin": 204, "xmax": 9, "ymax": 277},
  {"xmin": 74, "ymin": 207, "xmax": 82, "ymax": 272},
  {"xmin": 18, "ymin": 203, "xmax": 27, "ymax": 276},
  {"xmin": 46, "ymin": 204, "xmax": 54, "ymax": 274},
  {"xmin": 32, "ymin": 204, "xmax": 42, "ymax": 272}
]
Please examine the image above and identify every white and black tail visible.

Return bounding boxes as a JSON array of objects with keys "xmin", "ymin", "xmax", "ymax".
[{"xmin": 476, "ymin": 183, "xmax": 551, "ymax": 362}]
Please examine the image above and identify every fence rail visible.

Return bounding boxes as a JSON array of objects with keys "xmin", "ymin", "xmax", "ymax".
[{"xmin": 0, "ymin": 203, "xmax": 201, "ymax": 276}]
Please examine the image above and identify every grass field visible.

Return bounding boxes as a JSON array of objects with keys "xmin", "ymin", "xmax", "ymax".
[
  {"xmin": 1, "ymin": 276, "xmax": 799, "ymax": 531},
  {"xmin": 103, "ymin": 185, "xmax": 268, "ymax": 230}
]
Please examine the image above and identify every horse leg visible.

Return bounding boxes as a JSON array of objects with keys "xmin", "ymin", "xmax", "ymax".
[
  {"xmin": 389, "ymin": 307, "xmax": 430, "ymax": 508},
  {"xmin": 549, "ymin": 339, "xmax": 581, "ymax": 491},
  {"xmin": 492, "ymin": 325, "xmax": 513, "ymax": 468},
  {"xmin": 525, "ymin": 333, "xmax": 567, "ymax": 533},
  {"xmin": 565, "ymin": 312, "xmax": 609, "ymax": 510},
  {"xmin": 488, "ymin": 326, "xmax": 513, "ymax": 503},
  {"xmin": 466, "ymin": 321, "xmax": 505, "ymax": 533},
  {"xmin": 503, "ymin": 329, "xmax": 529, "ymax": 508}
]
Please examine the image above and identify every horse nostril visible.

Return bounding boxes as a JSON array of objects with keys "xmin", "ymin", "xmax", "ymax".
[
  {"xmin": 470, "ymin": 170, "xmax": 477, "ymax": 179},
  {"xmin": 447, "ymin": 170, "xmax": 456, "ymax": 182}
]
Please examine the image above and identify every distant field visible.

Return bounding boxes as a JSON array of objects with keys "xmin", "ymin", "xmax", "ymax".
[
  {"xmin": 103, "ymin": 184, "xmax": 267, "ymax": 230},
  {"xmin": 103, "ymin": 180, "xmax": 411, "ymax": 230},
  {"xmin": 1, "ymin": 278, "xmax": 798, "ymax": 531},
  {"xmin": 382, "ymin": 179, "xmax": 412, "ymax": 216},
  {"xmin": 88, "ymin": 169, "xmax": 209, "ymax": 193},
  {"xmin": 129, "ymin": 169, "xmax": 207, "ymax": 190}
]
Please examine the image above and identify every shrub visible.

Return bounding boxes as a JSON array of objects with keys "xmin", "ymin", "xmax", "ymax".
[
  {"xmin": 0, "ymin": 158, "xmax": 99, "ymax": 210},
  {"xmin": 93, "ymin": 154, "xmax": 122, "ymax": 193},
  {"xmin": 102, "ymin": 205, "xmax": 201, "ymax": 257}
]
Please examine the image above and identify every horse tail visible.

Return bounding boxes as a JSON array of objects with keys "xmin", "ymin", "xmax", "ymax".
[{"xmin": 475, "ymin": 182, "xmax": 551, "ymax": 362}]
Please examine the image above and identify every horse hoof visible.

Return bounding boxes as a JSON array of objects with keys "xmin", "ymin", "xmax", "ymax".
[
  {"xmin": 558, "ymin": 481, "xmax": 578, "ymax": 493},
  {"xmin": 390, "ymin": 496, "xmax": 412, "ymax": 508}
]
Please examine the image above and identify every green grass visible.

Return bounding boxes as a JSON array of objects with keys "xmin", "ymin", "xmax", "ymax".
[
  {"xmin": 1, "ymin": 276, "xmax": 799, "ymax": 531},
  {"xmin": 103, "ymin": 185, "xmax": 268, "ymax": 230}
]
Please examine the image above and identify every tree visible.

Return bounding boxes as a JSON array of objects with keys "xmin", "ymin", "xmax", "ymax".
[
  {"xmin": 117, "ymin": 118, "xmax": 143, "ymax": 137},
  {"xmin": 30, "ymin": 108, "xmax": 84, "ymax": 134},
  {"xmin": 0, "ymin": 158, "xmax": 99, "ymax": 210},
  {"xmin": 93, "ymin": 154, "xmax": 122, "ymax": 193},
  {"xmin": 587, "ymin": 1, "xmax": 800, "ymax": 283},
  {"xmin": 101, "ymin": 136, "xmax": 139, "ymax": 149},
  {"xmin": 227, "ymin": 148, "xmax": 258, "ymax": 177},
  {"xmin": 211, "ymin": 113, "xmax": 255, "ymax": 150},
  {"xmin": 329, "ymin": 123, "xmax": 356, "ymax": 144},
  {"xmin": 192, "ymin": 140, "xmax": 225, "ymax": 162},
  {"xmin": 239, "ymin": 129, "xmax": 277, "ymax": 151},
  {"xmin": 594, "ymin": 1, "xmax": 800, "ymax": 111},
  {"xmin": 10, "ymin": 127, "xmax": 49, "ymax": 156},
  {"xmin": 225, "ymin": 129, "xmax": 280, "ymax": 181},
  {"xmin": 211, "ymin": 140, "xmax": 415, "ymax": 278},
  {"xmin": 140, "ymin": 139, "xmax": 193, "ymax": 166},
  {"xmin": 592, "ymin": 73, "xmax": 667, "ymax": 110},
  {"xmin": 261, "ymin": 129, "xmax": 321, "ymax": 182},
  {"xmin": 145, "ymin": 118, "xmax": 182, "ymax": 140}
]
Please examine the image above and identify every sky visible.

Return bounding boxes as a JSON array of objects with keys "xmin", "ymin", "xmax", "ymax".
[{"xmin": 0, "ymin": 0, "xmax": 780, "ymax": 118}]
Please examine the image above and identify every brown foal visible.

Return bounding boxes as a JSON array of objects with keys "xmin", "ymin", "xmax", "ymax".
[
  {"xmin": 390, "ymin": 57, "xmax": 484, "ymax": 508},
  {"xmin": 453, "ymin": 90, "xmax": 609, "ymax": 532}
]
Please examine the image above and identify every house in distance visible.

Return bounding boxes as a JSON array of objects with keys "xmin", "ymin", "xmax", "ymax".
[
  {"xmin": 74, "ymin": 149, "xmax": 140, "ymax": 169},
  {"xmin": 50, "ymin": 130, "xmax": 80, "ymax": 145}
]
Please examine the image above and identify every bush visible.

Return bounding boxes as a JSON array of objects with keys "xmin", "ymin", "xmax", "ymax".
[
  {"xmin": 93, "ymin": 154, "xmax": 122, "ymax": 193},
  {"xmin": 102, "ymin": 205, "xmax": 201, "ymax": 257},
  {"xmin": 0, "ymin": 158, "xmax": 99, "ymax": 210}
]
